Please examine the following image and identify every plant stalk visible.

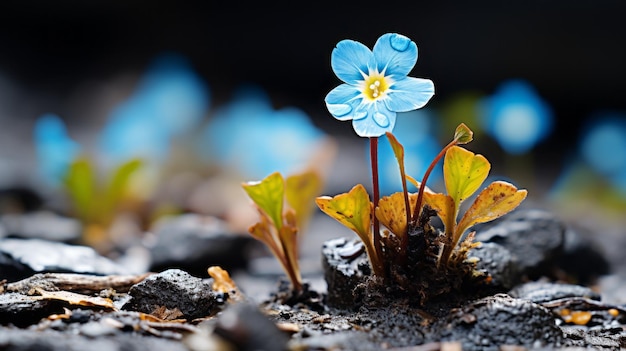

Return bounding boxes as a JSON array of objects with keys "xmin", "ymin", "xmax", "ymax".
[
  {"xmin": 370, "ymin": 137, "xmax": 385, "ymax": 276},
  {"xmin": 412, "ymin": 139, "xmax": 458, "ymax": 223}
]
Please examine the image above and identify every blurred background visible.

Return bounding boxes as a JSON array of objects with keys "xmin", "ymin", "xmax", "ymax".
[{"xmin": 0, "ymin": 1, "xmax": 625, "ymax": 249}]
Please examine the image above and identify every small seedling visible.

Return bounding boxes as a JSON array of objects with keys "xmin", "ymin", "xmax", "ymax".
[
  {"xmin": 242, "ymin": 170, "xmax": 322, "ymax": 294},
  {"xmin": 317, "ymin": 123, "xmax": 527, "ymax": 302}
]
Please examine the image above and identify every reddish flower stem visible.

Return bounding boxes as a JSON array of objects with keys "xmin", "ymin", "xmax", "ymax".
[
  {"xmin": 412, "ymin": 139, "xmax": 458, "ymax": 223},
  {"xmin": 369, "ymin": 137, "xmax": 384, "ymax": 275}
]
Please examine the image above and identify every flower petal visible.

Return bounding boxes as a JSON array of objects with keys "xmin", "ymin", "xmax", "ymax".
[
  {"xmin": 373, "ymin": 33, "xmax": 418, "ymax": 80},
  {"xmin": 352, "ymin": 103, "xmax": 397, "ymax": 137},
  {"xmin": 385, "ymin": 77, "xmax": 435, "ymax": 112},
  {"xmin": 331, "ymin": 39, "xmax": 372, "ymax": 84},
  {"xmin": 325, "ymin": 84, "xmax": 363, "ymax": 121}
]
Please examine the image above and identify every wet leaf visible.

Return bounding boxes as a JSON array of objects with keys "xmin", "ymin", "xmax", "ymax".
[
  {"xmin": 315, "ymin": 184, "xmax": 372, "ymax": 242},
  {"xmin": 453, "ymin": 123, "xmax": 473, "ymax": 144},
  {"xmin": 285, "ymin": 170, "xmax": 322, "ymax": 231},
  {"xmin": 242, "ymin": 172, "xmax": 285, "ymax": 230},
  {"xmin": 376, "ymin": 192, "xmax": 417, "ymax": 236},
  {"xmin": 455, "ymin": 181, "xmax": 527, "ymax": 241},
  {"xmin": 444, "ymin": 146, "xmax": 490, "ymax": 209}
]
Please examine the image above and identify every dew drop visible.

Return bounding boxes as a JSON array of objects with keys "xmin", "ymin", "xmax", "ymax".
[
  {"xmin": 373, "ymin": 112, "xmax": 390, "ymax": 127},
  {"xmin": 328, "ymin": 103, "xmax": 352, "ymax": 117},
  {"xmin": 390, "ymin": 34, "xmax": 410, "ymax": 52},
  {"xmin": 353, "ymin": 110, "xmax": 367, "ymax": 120}
]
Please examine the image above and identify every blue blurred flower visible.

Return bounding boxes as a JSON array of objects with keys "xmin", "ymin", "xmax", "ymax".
[
  {"xmin": 325, "ymin": 33, "xmax": 435, "ymax": 137},
  {"xmin": 579, "ymin": 113, "xmax": 626, "ymax": 192},
  {"xmin": 200, "ymin": 85, "xmax": 326, "ymax": 179},
  {"xmin": 377, "ymin": 109, "xmax": 442, "ymax": 195},
  {"xmin": 33, "ymin": 114, "xmax": 80, "ymax": 187},
  {"xmin": 481, "ymin": 79, "xmax": 553, "ymax": 154},
  {"xmin": 100, "ymin": 53, "xmax": 210, "ymax": 168}
]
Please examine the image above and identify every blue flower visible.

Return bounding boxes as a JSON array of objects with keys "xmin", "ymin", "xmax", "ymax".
[
  {"xmin": 199, "ymin": 84, "xmax": 326, "ymax": 179},
  {"xmin": 480, "ymin": 79, "xmax": 553, "ymax": 154},
  {"xmin": 33, "ymin": 113, "xmax": 80, "ymax": 187},
  {"xmin": 325, "ymin": 33, "xmax": 435, "ymax": 137}
]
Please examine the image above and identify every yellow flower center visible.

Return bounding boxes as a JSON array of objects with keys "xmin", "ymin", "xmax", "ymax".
[{"xmin": 363, "ymin": 74, "xmax": 389, "ymax": 101}]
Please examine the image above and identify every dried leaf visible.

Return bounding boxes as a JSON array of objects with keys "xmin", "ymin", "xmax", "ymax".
[
  {"xmin": 376, "ymin": 192, "xmax": 417, "ymax": 237},
  {"xmin": 34, "ymin": 289, "xmax": 116, "ymax": 310},
  {"xmin": 444, "ymin": 146, "xmax": 490, "ymax": 208},
  {"xmin": 242, "ymin": 172, "xmax": 285, "ymax": 230},
  {"xmin": 207, "ymin": 266, "xmax": 238, "ymax": 294},
  {"xmin": 455, "ymin": 181, "xmax": 527, "ymax": 242}
]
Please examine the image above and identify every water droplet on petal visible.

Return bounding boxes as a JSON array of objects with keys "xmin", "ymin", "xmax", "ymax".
[
  {"xmin": 327, "ymin": 103, "xmax": 352, "ymax": 117},
  {"xmin": 390, "ymin": 34, "xmax": 410, "ymax": 52},
  {"xmin": 373, "ymin": 112, "xmax": 390, "ymax": 127},
  {"xmin": 353, "ymin": 110, "xmax": 367, "ymax": 120}
]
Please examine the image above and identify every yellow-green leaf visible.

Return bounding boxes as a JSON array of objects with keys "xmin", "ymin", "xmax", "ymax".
[
  {"xmin": 376, "ymin": 192, "xmax": 417, "ymax": 237},
  {"xmin": 444, "ymin": 146, "xmax": 490, "ymax": 209},
  {"xmin": 285, "ymin": 170, "xmax": 322, "ymax": 231},
  {"xmin": 103, "ymin": 158, "xmax": 143, "ymax": 220},
  {"xmin": 453, "ymin": 123, "xmax": 473, "ymax": 145},
  {"xmin": 422, "ymin": 191, "xmax": 456, "ymax": 237},
  {"xmin": 242, "ymin": 172, "xmax": 285, "ymax": 230},
  {"xmin": 63, "ymin": 157, "xmax": 96, "ymax": 222},
  {"xmin": 455, "ymin": 181, "xmax": 528, "ymax": 243},
  {"xmin": 315, "ymin": 184, "xmax": 372, "ymax": 243}
]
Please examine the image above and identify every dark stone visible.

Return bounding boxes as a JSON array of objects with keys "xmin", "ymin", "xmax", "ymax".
[
  {"xmin": 148, "ymin": 214, "xmax": 259, "ymax": 277},
  {"xmin": 474, "ymin": 208, "xmax": 566, "ymax": 279},
  {"xmin": 509, "ymin": 281, "xmax": 601, "ymax": 304},
  {"xmin": 0, "ymin": 293, "xmax": 64, "ymax": 327},
  {"xmin": 556, "ymin": 226, "xmax": 611, "ymax": 284},
  {"xmin": 437, "ymin": 294, "xmax": 564, "ymax": 351},
  {"xmin": 321, "ymin": 237, "xmax": 370, "ymax": 309},
  {"xmin": 0, "ymin": 186, "xmax": 43, "ymax": 214},
  {"xmin": 0, "ymin": 323, "xmax": 189, "ymax": 351},
  {"xmin": 122, "ymin": 269, "xmax": 222, "ymax": 320},
  {"xmin": 471, "ymin": 242, "xmax": 520, "ymax": 290},
  {"xmin": 210, "ymin": 302, "xmax": 289, "ymax": 351},
  {"xmin": 0, "ymin": 238, "xmax": 129, "ymax": 282}
]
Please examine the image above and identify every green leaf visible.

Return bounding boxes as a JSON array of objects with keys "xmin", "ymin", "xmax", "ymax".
[
  {"xmin": 242, "ymin": 172, "xmax": 285, "ymax": 230},
  {"xmin": 455, "ymin": 181, "xmax": 528, "ymax": 243},
  {"xmin": 444, "ymin": 146, "xmax": 490, "ymax": 210},
  {"xmin": 102, "ymin": 158, "xmax": 143, "ymax": 221},
  {"xmin": 285, "ymin": 170, "xmax": 322, "ymax": 231},
  {"xmin": 453, "ymin": 123, "xmax": 473, "ymax": 144},
  {"xmin": 63, "ymin": 158, "xmax": 96, "ymax": 222}
]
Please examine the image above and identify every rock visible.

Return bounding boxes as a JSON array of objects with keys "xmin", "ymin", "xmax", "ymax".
[
  {"xmin": 122, "ymin": 269, "xmax": 223, "ymax": 320},
  {"xmin": 556, "ymin": 226, "xmax": 610, "ymax": 284},
  {"xmin": 0, "ymin": 292, "xmax": 63, "ymax": 327},
  {"xmin": 148, "ymin": 214, "xmax": 259, "ymax": 277},
  {"xmin": 474, "ymin": 209, "xmax": 566, "ymax": 279},
  {"xmin": 470, "ymin": 242, "xmax": 520, "ymax": 290},
  {"xmin": 186, "ymin": 302, "xmax": 289, "ymax": 351},
  {"xmin": 321, "ymin": 237, "xmax": 370, "ymax": 309},
  {"xmin": 0, "ymin": 238, "xmax": 129, "ymax": 282},
  {"xmin": 437, "ymin": 294, "xmax": 564, "ymax": 351},
  {"xmin": 509, "ymin": 281, "xmax": 601, "ymax": 304}
]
